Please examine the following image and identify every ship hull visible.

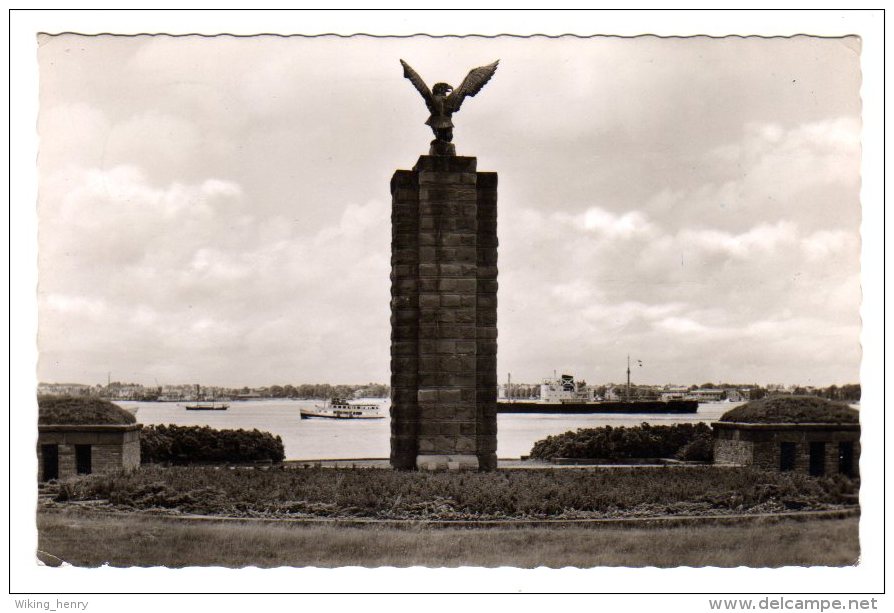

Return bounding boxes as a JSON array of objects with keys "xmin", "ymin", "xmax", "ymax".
[{"xmin": 497, "ymin": 400, "xmax": 698, "ymax": 414}]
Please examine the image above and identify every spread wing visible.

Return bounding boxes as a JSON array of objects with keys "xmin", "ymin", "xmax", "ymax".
[
  {"xmin": 446, "ymin": 60, "xmax": 499, "ymax": 112},
  {"xmin": 400, "ymin": 59, "xmax": 432, "ymax": 107}
]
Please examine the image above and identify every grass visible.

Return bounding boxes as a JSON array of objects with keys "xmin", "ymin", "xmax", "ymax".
[
  {"xmin": 37, "ymin": 509, "xmax": 860, "ymax": 568},
  {"xmin": 46, "ymin": 465, "xmax": 858, "ymax": 520},
  {"xmin": 38, "ymin": 396, "xmax": 136, "ymax": 425},
  {"xmin": 720, "ymin": 396, "xmax": 859, "ymax": 424}
]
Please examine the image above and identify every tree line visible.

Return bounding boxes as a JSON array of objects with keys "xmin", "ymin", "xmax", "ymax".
[{"xmin": 258, "ymin": 383, "xmax": 389, "ymax": 399}]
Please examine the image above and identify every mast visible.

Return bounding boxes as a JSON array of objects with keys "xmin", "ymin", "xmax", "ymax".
[
  {"xmin": 626, "ymin": 355, "xmax": 631, "ymax": 402},
  {"xmin": 507, "ymin": 372, "xmax": 511, "ymax": 404}
]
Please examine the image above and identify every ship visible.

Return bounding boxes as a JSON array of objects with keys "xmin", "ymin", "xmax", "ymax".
[
  {"xmin": 183, "ymin": 384, "xmax": 229, "ymax": 410},
  {"xmin": 300, "ymin": 398, "xmax": 385, "ymax": 420},
  {"xmin": 184, "ymin": 401, "xmax": 229, "ymax": 411},
  {"xmin": 498, "ymin": 370, "xmax": 698, "ymax": 414}
]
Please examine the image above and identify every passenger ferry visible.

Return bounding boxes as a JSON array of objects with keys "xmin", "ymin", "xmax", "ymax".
[{"xmin": 300, "ymin": 398, "xmax": 385, "ymax": 420}]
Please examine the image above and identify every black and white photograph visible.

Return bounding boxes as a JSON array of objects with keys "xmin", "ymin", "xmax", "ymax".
[{"xmin": 9, "ymin": 8, "xmax": 886, "ymax": 604}]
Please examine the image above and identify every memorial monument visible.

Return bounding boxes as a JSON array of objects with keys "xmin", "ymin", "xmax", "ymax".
[{"xmin": 390, "ymin": 60, "xmax": 500, "ymax": 470}]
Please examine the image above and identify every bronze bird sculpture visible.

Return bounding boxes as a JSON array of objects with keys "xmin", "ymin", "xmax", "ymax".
[{"xmin": 400, "ymin": 59, "xmax": 499, "ymax": 155}]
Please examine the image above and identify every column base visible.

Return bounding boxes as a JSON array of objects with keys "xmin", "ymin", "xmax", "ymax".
[
  {"xmin": 428, "ymin": 140, "xmax": 456, "ymax": 156},
  {"xmin": 416, "ymin": 454, "xmax": 479, "ymax": 471},
  {"xmin": 477, "ymin": 452, "xmax": 498, "ymax": 472}
]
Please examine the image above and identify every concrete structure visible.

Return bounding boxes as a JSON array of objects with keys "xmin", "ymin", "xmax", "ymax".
[
  {"xmin": 390, "ymin": 155, "xmax": 498, "ymax": 470},
  {"xmin": 37, "ymin": 397, "xmax": 141, "ymax": 481},
  {"xmin": 38, "ymin": 424, "xmax": 142, "ymax": 481},
  {"xmin": 713, "ymin": 397, "xmax": 860, "ymax": 476}
]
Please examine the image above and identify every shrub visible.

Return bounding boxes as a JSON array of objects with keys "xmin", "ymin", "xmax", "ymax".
[
  {"xmin": 48, "ymin": 465, "xmax": 858, "ymax": 520},
  {"xmin": 529, "ymin": 422, "xmax": 713, "ymax": 461},
  {"xmin": 676, "ymin": 432, "xmax": 714, "ymax": 462},
  {"xmin": 140, "ymin": 424, "xmax": 284, "ymax": 465}
]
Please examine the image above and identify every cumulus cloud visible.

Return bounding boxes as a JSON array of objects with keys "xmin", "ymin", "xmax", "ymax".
[
  {"xmin": 39, "ymin": 152, "xmax": 394, "ymax": 384},
  {"xmin": 679, "ymin": 221, "xmax": 799, "ymax": 258},
  {"xmin": 802, "ymin": 229, "xmax": 857, "ymax": 261},
  {"xmin": 37, "ymin": 35, "xmax": 862, "ymax": 386}
]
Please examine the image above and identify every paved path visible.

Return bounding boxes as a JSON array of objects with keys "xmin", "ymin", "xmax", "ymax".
[{"xmin": 40, "ymin": 504, "xmax": 859, "ymax": 529}]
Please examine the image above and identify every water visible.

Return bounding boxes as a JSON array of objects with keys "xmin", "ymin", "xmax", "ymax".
[{"xmin": 116, "ymin": 399, "xmax": 743, "ymax": 461}]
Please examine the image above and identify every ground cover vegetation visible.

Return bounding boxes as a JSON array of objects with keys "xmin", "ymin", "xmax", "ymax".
[
  {"xmin": 140, "ymin": 424, "xmax": 285, "ymax": 465},
  {"xmin": 529, "ymin": 422, "xmax": 715, "ymax": 462},
  {"xmin": 719, "ymin": 395, "xmax": 859, "ymax": 424},
  {"xmin": 38, "ymin": 396, "xmax": 136, "ymax": 425},
  {"xmin": 37, "ymin": 511, "xmax": 860, "ymax": 568},
  {"xmin": 46, "ymin": 465, "xmax": 857, "ymax": 520}
]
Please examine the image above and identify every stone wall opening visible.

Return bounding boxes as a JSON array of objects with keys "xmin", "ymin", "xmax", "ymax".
[
  {"xmin": 75, "ymin": 444, "xmax": 93, "ymax": 475},
  {"xmin": 41, "ymin": 444, "xmax": 58, "ymax": 481},
  {"xmin": 779, "ymin": 442, "xmax": 797, "ymax": 472},
  {"xmin": 809, "ymin": 442, "xmax": 826, "ymax": 476},
  {"xmin": 838, "ymin": 441, "xmax": 855, "ymax": 477}
]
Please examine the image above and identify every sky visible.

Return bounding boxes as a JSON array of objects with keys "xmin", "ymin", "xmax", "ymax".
[{"xmin": 36, "ymin": 34, "xmax": 863, "ymax": 388}]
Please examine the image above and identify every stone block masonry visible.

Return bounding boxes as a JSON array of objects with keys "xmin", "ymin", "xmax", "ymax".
[
  {"xmin": 390, "ymin": 156, "xmax": 498, "ymax": 470},
  {"xmin": 713, "ymin": 422, "xmax": 860, "ymax": 477},
  {"xmin": 37, "ymin": 424, "xmax": 141, "ymax": 481}
]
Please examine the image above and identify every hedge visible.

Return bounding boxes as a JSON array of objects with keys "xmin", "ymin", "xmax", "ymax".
[
  {"xmin": 530, "ymin": 422, "xmax": 714, "ymax": 462},
  {"xmin": 141, "ymin": 424, "xmax": 284, "ymax": 465}
]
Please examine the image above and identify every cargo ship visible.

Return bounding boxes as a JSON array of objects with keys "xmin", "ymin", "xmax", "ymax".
[
  {"xmin": 183, "ymin": 401, "xmax": 229, "ymax": 411},
  {"xmin": 496, "ymin": 399, "xmax": 698, "ymax": 414},
  {"xmin": 497, "ymin": 372, "xmax": 698, "ymax": 414}
]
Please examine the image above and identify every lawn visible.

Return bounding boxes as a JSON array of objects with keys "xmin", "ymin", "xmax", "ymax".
[{"xmin": 37, "ymin": 509, "xmax": 860, "ymax": 568}]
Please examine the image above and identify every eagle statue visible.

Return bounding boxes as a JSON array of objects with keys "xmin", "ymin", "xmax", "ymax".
[{"xmin": 400, "ymin": 59, "xmax": 499, "ymax": 156}]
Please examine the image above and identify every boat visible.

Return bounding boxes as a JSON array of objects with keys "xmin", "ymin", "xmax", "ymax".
[
  {"xmin": 183, "ymin": 384, "xmax": 229, "ymax": 410},
  {"xmin": 497, "ymin": 399, "xmax": 698, "ymax": 414},
  {"xmin": 183, "ymin": 401, "xmax": 229, "ymax": 411},
  {"xmin": 498, "ymin": 370, "xmax": 698, "ymax": 414},
  {"xmin": 300, "ymin": 398, "xmax": 384, "ymax": 420}
]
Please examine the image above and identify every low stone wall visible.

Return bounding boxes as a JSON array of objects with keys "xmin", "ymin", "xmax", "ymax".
[{"xmin": 713, "ymin": 438, "xmax": 752, "ymax": 465}]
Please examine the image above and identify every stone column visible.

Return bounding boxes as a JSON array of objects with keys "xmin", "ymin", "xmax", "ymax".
[{"xmin": 390, "ymin": 155, "xmax": 498, "ymax": 470}]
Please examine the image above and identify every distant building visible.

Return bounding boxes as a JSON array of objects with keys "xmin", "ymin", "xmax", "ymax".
[
  {"xmin": 37, "ymin": 397, "xmax": 142, "ymax": 482},
  {"xmin": 713, "ymin": 396, "xmax": 859, "ymax": 477},
  {"xmin": 36, "ymin": 383, "xmax": 92, "ymax": 397},
  {"xmin": 688, "ymin": 388, "xmax": 726, "ymax": 403},
  {"xmin": 659, "ymin": 386, "xmax": 690, "ymax": 402},
  {"xmin": 725, "ymin": 389, "xmax": 746, "ymax": 402},
  {"xmin": 236, "ymin": 392, "xmax": 263, "ymax": 400}
]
